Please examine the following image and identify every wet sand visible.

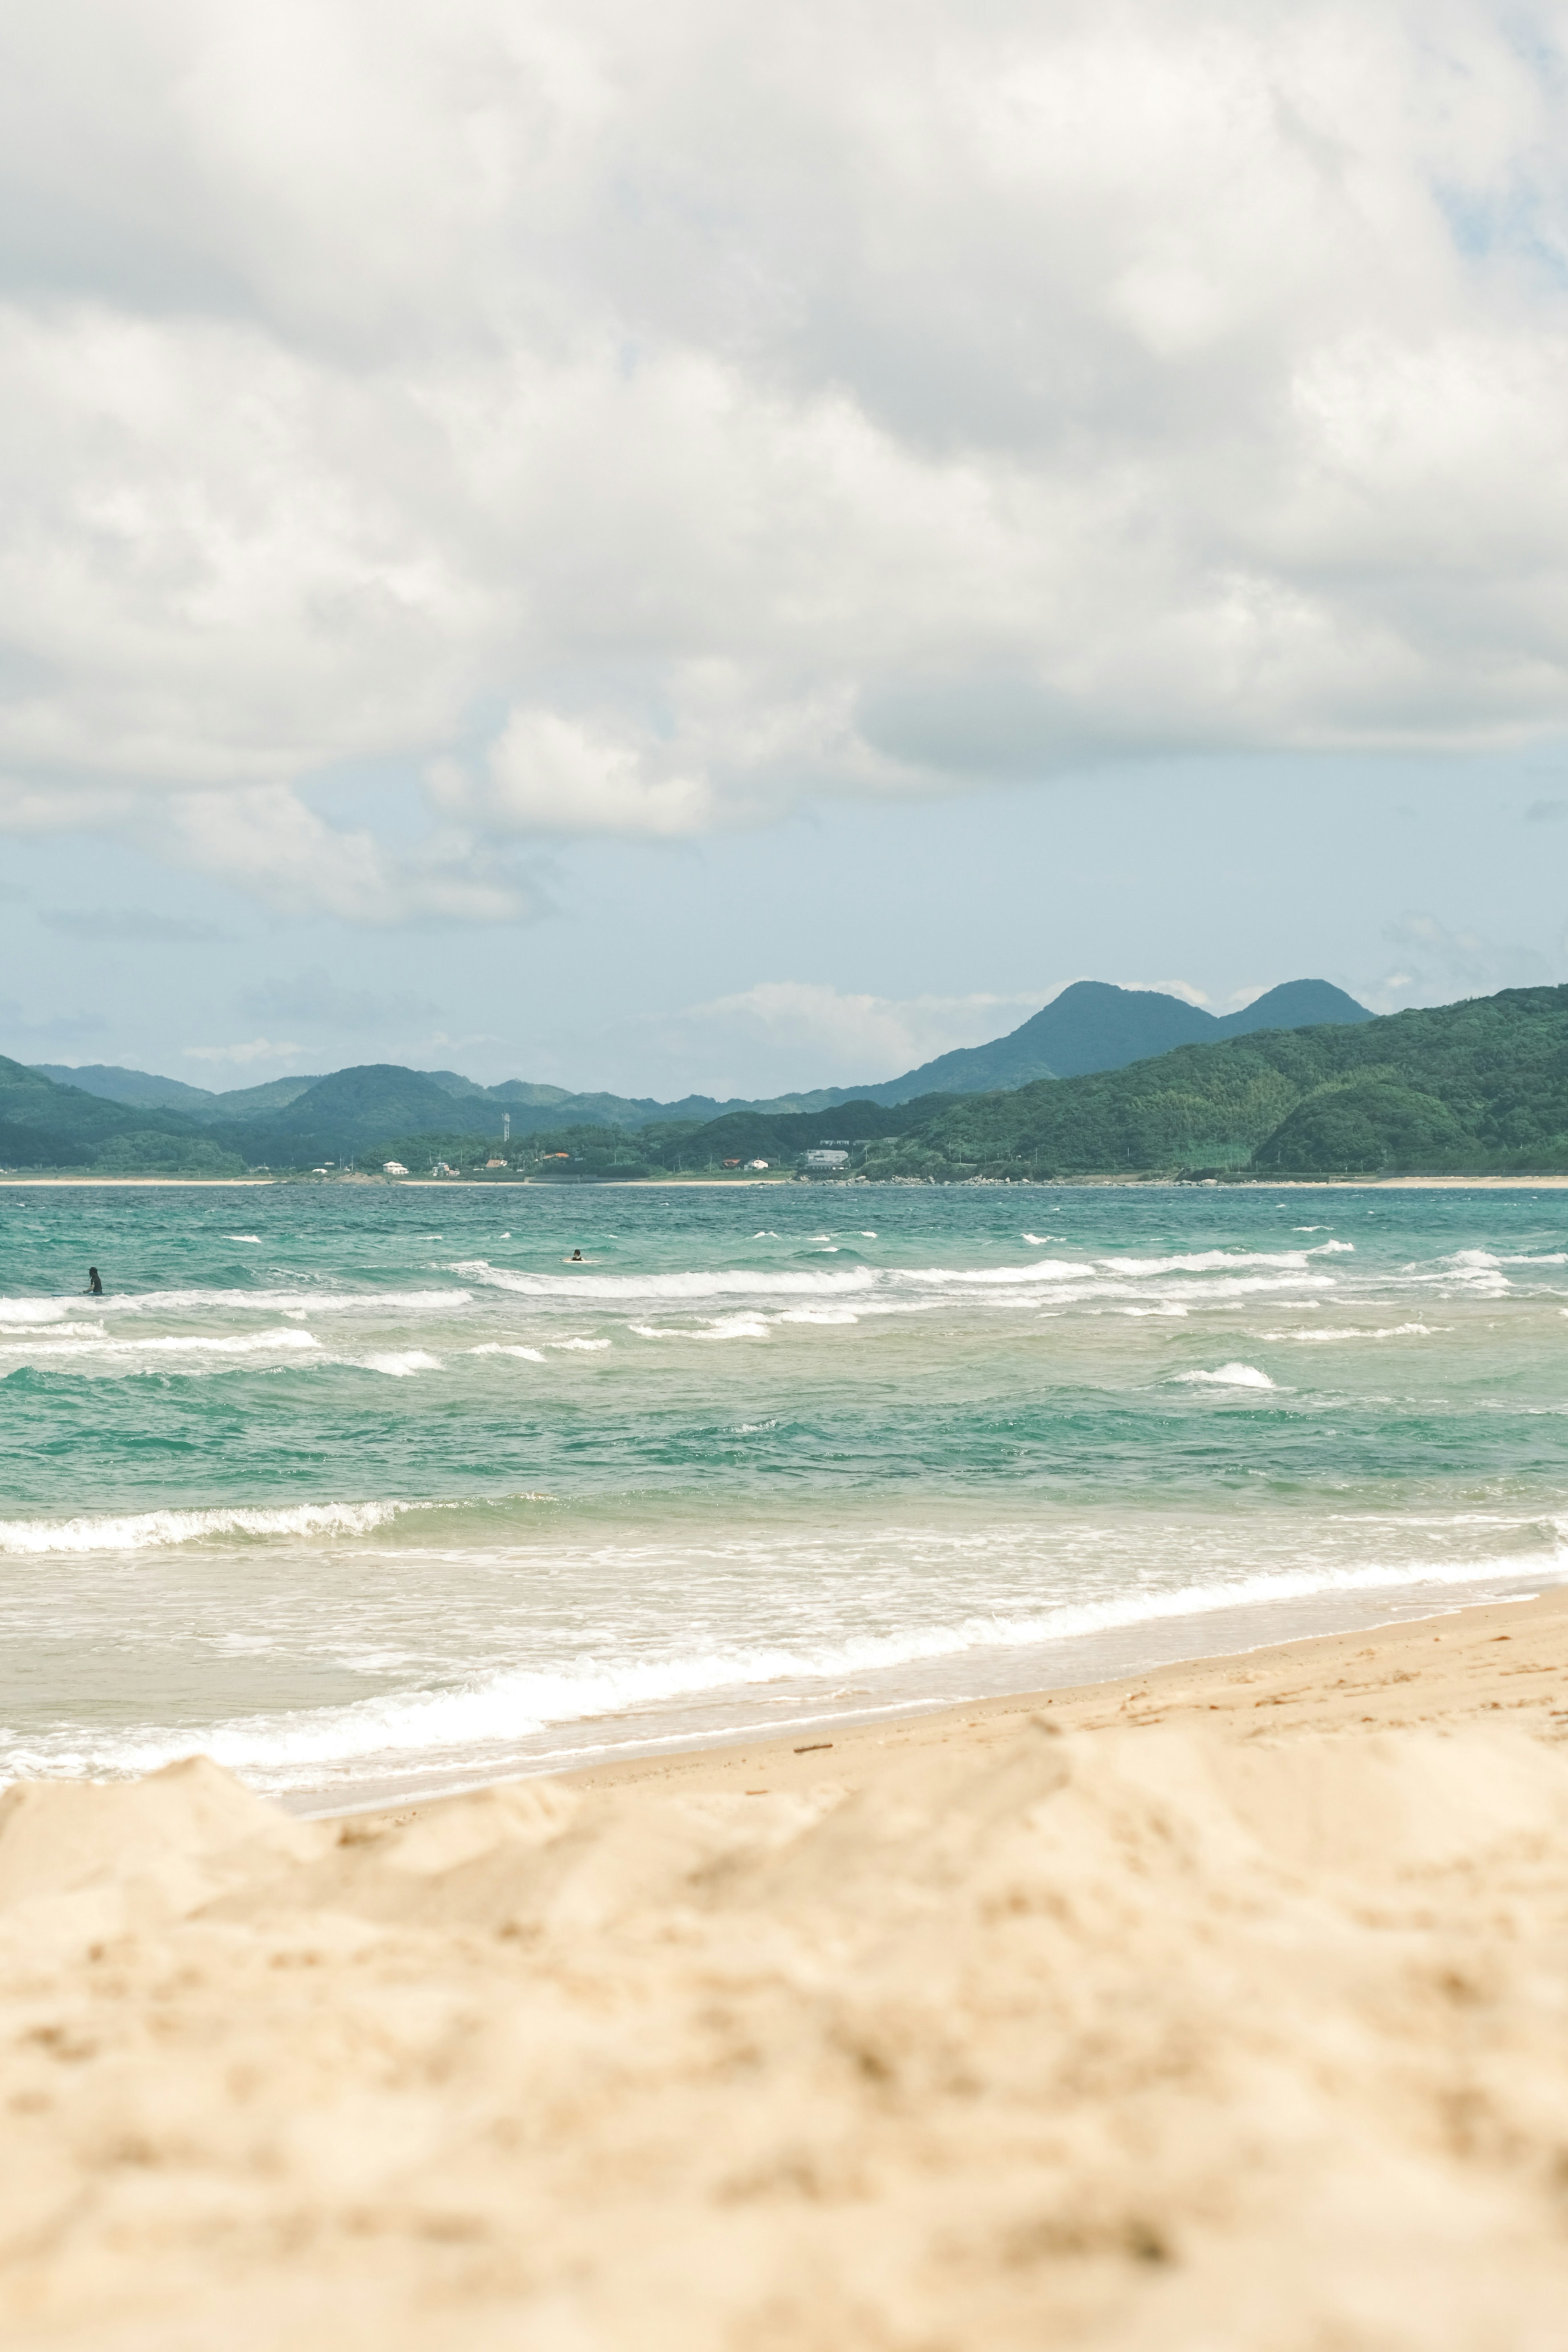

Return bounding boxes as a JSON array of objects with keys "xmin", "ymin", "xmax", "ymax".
[{"xmin": 2, "ymin": 1589, "xmax": 1567, "ymax": 2349}]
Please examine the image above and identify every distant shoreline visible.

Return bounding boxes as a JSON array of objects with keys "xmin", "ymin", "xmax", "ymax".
[{"xmin": 7, "ymin": 1172, "xmax": 1568, "ymax": 1191}]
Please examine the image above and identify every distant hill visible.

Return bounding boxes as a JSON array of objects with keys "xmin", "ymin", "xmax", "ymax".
[
  {"xmin": 860, "ymin": 979, "xmax": 1373, "ymax": 1101},
  {"xmin": 0, "ymin": 1057, "xmax": 245, "ymax": 1174},
  {"xmin": 8, "ymin": 985, "xmax": 1568, "ymax": 1177},
  {"xmin": 24, "ymin": 977, "xmax": 1372, "ymax": 1155},
  {"xmin": 30, "ymin": 1066, "xmax": 323, "ymax": 1121},
  {"xmin": 847, "ymin": 987, "xmax": 1568, "ymax": 1178},
  {"xmin": 31, "ymin": 1063, "xmax": 225, "ymax": 1114}
]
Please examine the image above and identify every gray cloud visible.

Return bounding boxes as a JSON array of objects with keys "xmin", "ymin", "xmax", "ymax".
[
  {"xmin": 3, "ymin": 3, "xmax": 1568, "ymax": 918},
  {"xmin": 40, "ymin": 907, "xmax": 228, "ymax": 942},
  {"xmin": 1372, "ymin": 911, "xmax": 1557, "ymax": 1007},
  {"xmin": 236, "ymin": 966, "xmax": 443, "ymax": 1031}
]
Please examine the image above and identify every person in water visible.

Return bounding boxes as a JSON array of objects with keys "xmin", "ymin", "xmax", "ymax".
[
  {"xmin": 570, "ymin": 1249, "xmax": 583, "ymax": 1262},
  {"xmin": 85, "ymin": 1267, "xmax": 103, "ymax": 1294}
]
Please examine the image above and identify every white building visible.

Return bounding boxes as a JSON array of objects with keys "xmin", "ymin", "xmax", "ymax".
[
  {"xmin": 747, "ymin": 1158, "xmax": 769, "ymax": 1170},
  {"xmin": 803, "ymin": 1149, "xmax": 849, "ymax": 1170},
  {"xmin": 383, "ymin": 1161, "xmax": 408, "ymax": 1176}
]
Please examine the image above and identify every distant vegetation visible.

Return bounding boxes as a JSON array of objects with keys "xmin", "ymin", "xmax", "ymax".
[
  {"xmin": 12, "ymin": 986, "xmax": 1568, "ymax": 1180},
  {"xmin": 853, "ymin": 989, "xmax": 1568, "ymax": 1179},
  {"xmin": 864, "ymin": 976, "xmax": 1372, "ymax": 1099}
]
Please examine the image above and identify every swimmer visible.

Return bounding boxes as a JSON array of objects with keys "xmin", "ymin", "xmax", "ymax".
[
  {"xmin": 570, "ymin": 1249, "xmax": 584, "ymax": 1262},
  {"xmin": 85, "ymin": 1266, "xmax": 103, "ymax": 1295}
]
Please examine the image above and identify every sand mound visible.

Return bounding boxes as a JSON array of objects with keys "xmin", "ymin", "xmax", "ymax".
[{"xmin": 3, "ymin": 1713, "xmax": 1568, "ymax": 2349}]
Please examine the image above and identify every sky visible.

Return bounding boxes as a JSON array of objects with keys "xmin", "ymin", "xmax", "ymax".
[{"xmin": 3, "ymin": 0, "xmax": 1568, "ymax": 1099}]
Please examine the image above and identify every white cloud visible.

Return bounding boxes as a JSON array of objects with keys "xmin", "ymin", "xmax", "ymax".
[
  {"xmin": 3, "ymin": 0, "xmax": 1568, "ymax": 913},
  {"xmin": 182, "ymin": 1037, "xmax": 304, "ymax": 1065},
  {"xmin": 1367, "ymin": 910, "xmax": 1557, "ymax": 1007},
  {"xmin": 683, "ymin": 980, "xmax": 1045, "ymax": 1089}
]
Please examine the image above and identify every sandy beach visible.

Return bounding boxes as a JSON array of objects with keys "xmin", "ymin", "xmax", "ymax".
[{"xmin": 3, "ymin": 1592, "xmax": 1567, "ymax": 2350}]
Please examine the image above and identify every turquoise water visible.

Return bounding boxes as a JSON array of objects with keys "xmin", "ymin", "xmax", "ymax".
[{"xmin": 3, "ymin": 1180, "xmax": 1566, "ymax": 1806}]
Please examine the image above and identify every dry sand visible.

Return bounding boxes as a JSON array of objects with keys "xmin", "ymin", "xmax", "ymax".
[{"xmin": 4, "ymin": 1595, "xmax": 1568, "ymax": 2351}]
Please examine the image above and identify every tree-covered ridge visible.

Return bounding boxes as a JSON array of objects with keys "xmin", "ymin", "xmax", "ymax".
[
  {"xmin": 854, "ymin": 988, "xmax": 1568, "ymax": 1177},
  {"xmin": 0, "ymin": 1056, "xmax": 246, "ymax": 1174},
  {"xmin": 11, "ymin": 988, "xmax": 1568, "ymax": 1178},
  {"xmin": 359, "ymin": 991, "xmax": 1568, "ymax": 1178}
]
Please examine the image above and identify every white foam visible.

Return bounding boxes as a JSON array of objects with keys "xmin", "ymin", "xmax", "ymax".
[
  {"xmin": 1172, "ymin": 1362, "xmax": 1278, "ymax": 1389},
  {"xmin": 0, "ymin": 1328, "xmax": 319, "ymax": 1358},
  {"xmin": 0, "ymin": 1298, "xmax": 73, "ymax": 1324},
  {"xmin": 903, "ymin": 1258, "xmax": 1085, "ymax": 1286},
  {"xmin": 1272, "ymin": 1323, "xmax": 1440, "ymax": 1343},
  {"xmin": 550, "ymin": 1337, "xmax": 612, "ymax": 1352},
  {"xmin": 227, "ymin": 1235, "xmax": 263, "ymax": 1244},
  {"xmin": 469, "ymin": 1344, "xmax": 546, "ymax": 1361},
  {"xmin": 360, "ymin": 1350, "xmax": 442, "ymax": 1376},
  {"xmin": 90, "ymin": 1287, "xmax": 468, "ymax": 1319},
  {"xmin": 1108, "ymin": 1249, "xmax": 1322, "ymax": 1275},
  {"xmin": 0, "ymin": 1319, "xmax": 107, "ymax": 1341},
  {"xmin": 450, "ymin": 1258, "xmax": 874, "ymax": 1301},
  {"xmin": 0, "ymin": 1499, "xmax": 405, "ymax": 1556},
  {"xmin": 61, "ymin": 1537, "xmax": 1568, "ymax": 1782},
  {"xmin": 631, "ymin": 1316, "xmax": 771, "ymax": 1341}
]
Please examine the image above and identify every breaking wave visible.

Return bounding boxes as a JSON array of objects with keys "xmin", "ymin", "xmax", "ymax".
[
  {"xmin": 39, "ymin": 1535, "xmax": 1568, "ymax": 1786},
  {"xmin": 0, "ymin": 1499, "xmax": 408, "ymax": 1555}
]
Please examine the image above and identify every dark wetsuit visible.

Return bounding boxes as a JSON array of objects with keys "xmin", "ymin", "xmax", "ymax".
[{"xmin": 86, "ymin": 1268, "xmax": 103, "ymax": 1294}]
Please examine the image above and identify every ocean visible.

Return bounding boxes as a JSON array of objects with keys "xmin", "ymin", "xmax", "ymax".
[{"xmin": 2, "ymin": 1178, "xmax": 1566, "ymax": 1810}]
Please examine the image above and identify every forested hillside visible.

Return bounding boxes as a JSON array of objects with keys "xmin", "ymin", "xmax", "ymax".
[
  {"xmin": 855, "ymin": 988, "xmax": 1568, "ymax": 1178},
  {"xmin": 11, "ymin": 989, "xmax": 1568, "ymax": 1178}
]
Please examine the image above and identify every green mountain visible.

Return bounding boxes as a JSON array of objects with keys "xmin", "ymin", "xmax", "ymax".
[
  {"xmin": 843, "ymin": 987, "xmax": 1568, "ymax": 1179},
  {"xmin": 860, "ymin": 978, "xmax": 1372, "ymax": 1101},
  {"xmin": 0, "ymin": 1057, "xmax": 245, "ymax": 1174},
  {"xmin": 24, "ymin": 976, "xmax": 1371, "ymax": 1155},
  {"xmin": 24, "ymin": 980, "xmax": 1557, "ymax": 1183},
  {"xmin": 29, "ymin": 1066, "xmax": 323, "ymax": 1121},
  {"xmin": 30, "ymin": 1063, "xmax": 225, "ymax": 1114}
]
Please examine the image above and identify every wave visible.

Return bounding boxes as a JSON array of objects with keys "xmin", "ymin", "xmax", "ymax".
[
  {"xmin": 83, "ymin": 1287, "xmax": 469, "ymax": 1319},
  {"xmin": 0, "ymin": 1499, "xmax": 408, "ymax": 1556},
  {"xmin": 51, "ymin": 1535, "xmax": 1568, "ymax": 1782},
  {"xmin": 0, "ymin": 1328, "xmax": 321, "ymax": 1358},
  {"xmin": 469, "ymin": 1343, "xmax": 546, "ymax": 1361},
  {"xmin": 360, "ymin": 1351, "xmax": 442, "ymax": 1376},
  {"xmin": 449, "ymin": 1258, "xmax": 875, "ymax": 1301},
  {"xmin": 1270, "ymin": 1323, "xmax": 1440, "ymax": 1343},
  {"xmin": 1172, "ymin": 1362, "xmax": 1278, "ymax": 1389},
  {"xmin": 631, "ymin": 1314, "xmax": 772, "ymax": 1342}
]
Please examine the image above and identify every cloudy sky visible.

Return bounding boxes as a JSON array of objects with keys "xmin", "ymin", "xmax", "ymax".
[{"xmin": 3, "ymin": 0, "xmax": 1568, "ymax": 1097}]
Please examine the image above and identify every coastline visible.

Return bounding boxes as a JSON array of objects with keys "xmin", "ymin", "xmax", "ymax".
[
  {"xmin": 10, "ymin": 1169, "xmax": 1568, "ymax": 1189},
  {"xmin": 4, "ymin": 1587, "xmax": 1567, "ymax": 2346},
  {"xmin": 560, "ymin": 1581, "xmax": 1568, "ymax": 1799}
]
